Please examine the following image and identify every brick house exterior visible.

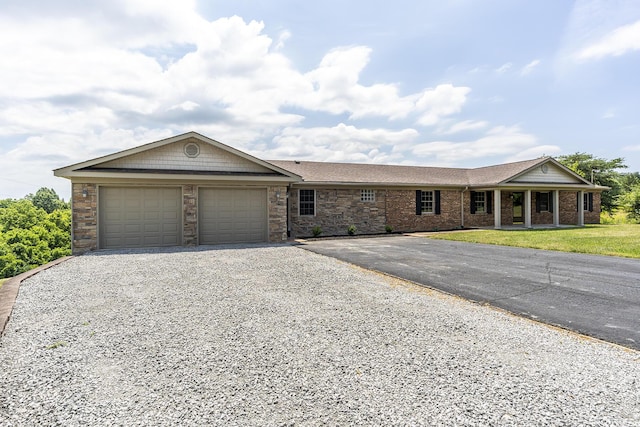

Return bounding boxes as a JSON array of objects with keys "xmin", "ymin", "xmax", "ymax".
[{"xmin": 55, "ymin": 132, "xmax": 607, "ymax": 253}]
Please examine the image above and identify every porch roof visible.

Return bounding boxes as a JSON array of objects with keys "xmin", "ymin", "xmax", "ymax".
[{"xmin": 268, "ymin": 157, "xmax": 603, "ymax": 190}]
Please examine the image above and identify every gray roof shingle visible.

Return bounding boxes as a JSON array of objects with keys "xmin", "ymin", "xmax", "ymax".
[{"xmin": 268, "ymin": 157, "xmax": 548, "ymax": 187}]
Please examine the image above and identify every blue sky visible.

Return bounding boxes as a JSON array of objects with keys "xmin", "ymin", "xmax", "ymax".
[{"xmin": 1, "ymin": 0, "xmax": 640, "ymax": 200}]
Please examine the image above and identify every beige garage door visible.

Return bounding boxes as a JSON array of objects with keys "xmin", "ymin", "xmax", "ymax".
[
  {"xmin": 99, "ymin": 187, "xmax": 181, "ymax": 249},
  {"xmin": 199, "ymin": 188, "xmax": 267, "ymax": 245}
]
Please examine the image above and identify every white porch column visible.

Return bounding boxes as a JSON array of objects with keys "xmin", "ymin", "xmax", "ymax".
[
  {"xmin": 553, "ymin": 190, "xmax": 560, "ymax": 227},
  {"xmin": 578, "ymin": 190, "xmax": 585, "ymax": 226},
  {"xmin": 494, "ymin": 189, "xmax": 501, "ymax": 229},
  {"xmin": 524, "ymin": 190, "xmax": 532, "ymax": 228}
]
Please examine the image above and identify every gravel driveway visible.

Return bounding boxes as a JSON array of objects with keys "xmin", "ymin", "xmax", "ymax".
[{"xmin": 0, "ymin": 245, "xmax": 638, "ymax": 426}]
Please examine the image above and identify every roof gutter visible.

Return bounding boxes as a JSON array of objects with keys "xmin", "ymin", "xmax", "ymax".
[{"xmin": 461, "ymin": 186, "xmax": 468, "ymax": 228}]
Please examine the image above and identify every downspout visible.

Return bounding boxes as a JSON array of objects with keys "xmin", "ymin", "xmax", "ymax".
[
  {"xmin": 286, "ymin": 185, "xmax": 291, "ymax": 238},
  {"xmin": 461, "ymin": 186, "xmax": 468, "ymax": 228}
]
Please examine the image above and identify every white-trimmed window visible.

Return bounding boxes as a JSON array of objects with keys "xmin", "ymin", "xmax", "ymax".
[
  {"xmin": 360, "ymin": 189, "xmax": 375, "ymax": 202},
  {"xmin": 474, "ymin": 191, "xmax": 486, "ymax": 213},
  {"xmin": 299, "ymin": 189, "xmax": 315, "ymax": 216},
  {"xmin": 421, "ymin": 190, "xmax": 434, "ymax": 214}
]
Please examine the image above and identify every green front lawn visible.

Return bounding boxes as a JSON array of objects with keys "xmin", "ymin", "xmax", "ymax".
[
  {"xmin": 0, "ymin": 278, "xmax": 6, "ymax": 289},
  {"xmin": 427, "ymin": 224, "xmax": 640, "ymax": 258}
]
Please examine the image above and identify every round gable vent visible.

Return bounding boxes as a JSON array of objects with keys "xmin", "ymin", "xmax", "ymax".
[{"xmin": 184, "ymin": 142, "xmax": 200, "ymax": 158}]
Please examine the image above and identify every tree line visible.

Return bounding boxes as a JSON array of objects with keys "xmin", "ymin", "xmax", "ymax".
[{"xmin": 0, "ymin": 188, "xmax": 71, "ymax": 279}]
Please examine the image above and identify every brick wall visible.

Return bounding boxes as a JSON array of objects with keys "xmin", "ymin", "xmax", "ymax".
[
  {"xmin": 559, "ymin": 191, "xmax": 601, "ymax": 224},
  {"xmin": 586, "ymin": 192, "xmax": 601, "ymax": 224},
  {"xmin": 386, "ymin": 189, "xmax": 462, "ymax": 232},
  {"xmin": 71, "ymin": 183, "xmax": 98, "ymax": 254},
  {"xmin": 289, "ymin": 188, "xmax": 387, "ymax": 237},
  {"xmin": 531, "ymin": 192, "xmax": 554, "ymax": 225},
  {"xmin": 463, "ymin": 191, "xmax": 495, "ymax": 228}
]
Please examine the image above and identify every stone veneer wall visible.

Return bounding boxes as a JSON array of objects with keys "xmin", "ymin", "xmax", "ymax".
[
  {"xmin": 385, "ymin": 189, "xmax": 462, "ymax": 232},
  {"xmin": 183, "ymin": 185, "xmax": 197, "ymax": 245},
  {"xmin": 71, "ymin": 183, "xmax": 98, "ymax": 254},
  {"xmin": 268, "ymin": 186, "xmax": 288, "ymax": 242},
  {"xmin": 289, "ymin": 188, "xmax": 387, "ymax": 237}
]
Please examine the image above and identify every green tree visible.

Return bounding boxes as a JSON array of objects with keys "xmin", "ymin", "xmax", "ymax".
[
  {"xmin": 556, "ymin": 153, "xmax": 627, "ymax": 213},
  {"xmin": 0, "ymin": 196, "xmax": 71, "ymax": 278},
  {"xmin": 26, "ymin": 187, "xmax": 68, "ymax": 214},
  {"xmin": 618, "ymin": 185, "xmax": 640, "ymax": 222},
  {"xmin": 619, "ymin": 172, "xmax": 640, "ymax": 192},
  {"xmin": 0, "ymin": 199, "xmax": 47, "ymax": 231}
]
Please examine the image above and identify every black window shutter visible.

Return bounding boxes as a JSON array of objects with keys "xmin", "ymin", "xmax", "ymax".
[
  {"xmin": 416, "ymin": 190, "xmax": 422, "ymax": 215},
  {"xmin": 588, "ymin": 192, "xmax": 594, "ymax": 212},
  {"xmin": 535, "ymin": 192, "xmax": 541, "ymax": 213},
  {"xmin": 486, "ymin": 191, "xmax": 492, "ymax": 214},
  {"xmin": 549, "ymin": 192, "xmax": 554, "ymax": 213},
  {"xmin": 435, "ymin": 190, "xmax": 441, "ymax": 215},
  {"xmin": 470, "ymin": 191, "xmax": 476, "ymax": 214}
]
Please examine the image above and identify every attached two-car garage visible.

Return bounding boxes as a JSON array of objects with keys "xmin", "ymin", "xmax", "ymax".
[{"xmin": 98, "ymin": 187, "xmax": 267, "ymax": 249}]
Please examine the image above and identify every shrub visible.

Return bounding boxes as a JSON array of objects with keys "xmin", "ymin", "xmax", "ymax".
[
  {"xmin": 347, "ymin": 225, "xmax": 357, "ymax": 235},
  {"xmin": 385, "ymin": 225, "xmax": 393, "ymax": 233},
  {"xmin": 311, "ymin": 226, "xmax": 322, "ymax": 237}
]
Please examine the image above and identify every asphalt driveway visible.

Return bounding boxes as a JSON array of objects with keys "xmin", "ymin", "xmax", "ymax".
[
  {"xmin": 1, "ymin": 245, "xmax": 638, "ymax": 425},
  {"xmin": 300, "ymin": 235, "xmax": 640, "ymax": 350}
]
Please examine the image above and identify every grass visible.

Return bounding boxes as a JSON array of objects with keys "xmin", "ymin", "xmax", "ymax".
[
  {"xmin": 427, "ymin": 224, "xmax": 640, "ymax": 258},
  {"xmin": 0, "ymin": 278, "xmax": 6, "ymax": 290}
]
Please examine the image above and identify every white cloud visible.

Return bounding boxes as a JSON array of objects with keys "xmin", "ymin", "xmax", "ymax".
[
  {"xmin": 411, "ymin": 125, "xmax": 555, "ymax": 164},
  {"xmin": 296, "ymin": 47, "xmax": 471, "ymax": 124},
  {"xmin": 414, "ymin": 84, "xmax": 471, "ymax": 126},
  {"xmin": 0, "ymin": 127, "xmax": 173, "ymax": 199},
  {"xmin": 505, "ymin": 145, "xmax": 562, "ymax": 162},
  {"xmin": 577, "ymin": 19, "xmax": 640, "ymax": 59},
  {"xmin": 260, "ymin": 123, "xmax": 419, "ymax": 163},
  {"xmin": 520, "ymin": 59, "xmax": 541, "ymax": 75},
  {"xmin": 0, "ymin": 1, "xmax": 527, "ymax": 198},
  {"xmin": 440, "ymin": 120, "xmax": 489, "ymax": 135},
  {"xmin": 602, "ymin": 109, "xmax": 616, "ymax": 119},
  {"xmin": 275, "ymin": 30, "xmax": 291, "ymax": 50},
  {"xmin": 495, "ymin": 62, "xmax": 513, "ymax": 74}
]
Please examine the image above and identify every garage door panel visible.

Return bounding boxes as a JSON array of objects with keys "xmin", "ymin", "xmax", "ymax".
[
  {"xmin": 100, "ymin": 187, "xmax": 181, "ymax": 249},
  {"xmin": 124, "ymin": 224, "xmax": 141, "ymax": 233},
  {"xmin": 199, "ymin": 188, "xmax": 267, "ymax": 245}
]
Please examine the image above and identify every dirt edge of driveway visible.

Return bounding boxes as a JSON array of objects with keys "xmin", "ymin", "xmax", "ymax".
[{"xmin": 0, "ymin": 256, "xmax": 73, "ymax": 336}]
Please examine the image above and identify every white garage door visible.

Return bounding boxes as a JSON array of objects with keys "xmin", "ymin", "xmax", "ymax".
[
  {"xmin": 99, "ymin": 187, "xmax": 182, "ymax": 249},
  {"xmin": 199, "ymin": 188, "xmax": 267, "ymax": 245}
]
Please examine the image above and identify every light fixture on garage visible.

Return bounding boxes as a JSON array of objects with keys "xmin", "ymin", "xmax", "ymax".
[
  {"xmin": 184, "ymin": 142, "xmax": 200, "ymax": 158},
  {"xmin": 82, "ymin": 188, "xmax": 88, "ymax": 198}
]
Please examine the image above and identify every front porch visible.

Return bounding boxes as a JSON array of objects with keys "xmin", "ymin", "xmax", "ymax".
[{"xmin": 490, "ymin": 189, "xmax": 594, "ymax": 230}]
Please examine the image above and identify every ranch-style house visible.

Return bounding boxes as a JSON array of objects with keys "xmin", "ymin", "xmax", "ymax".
[{"xmin": 54, "ymin": 132, "xmax": 606, "ymax": 254}]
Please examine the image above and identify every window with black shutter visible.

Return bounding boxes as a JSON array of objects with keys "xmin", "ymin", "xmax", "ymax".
[
  {"xmin": 471, "ymin": 191, "xmax": 486, "ymax": 214},
  {"xmin": 416, "ymin": 190, "xmax": 441, "ymax": 215}
]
